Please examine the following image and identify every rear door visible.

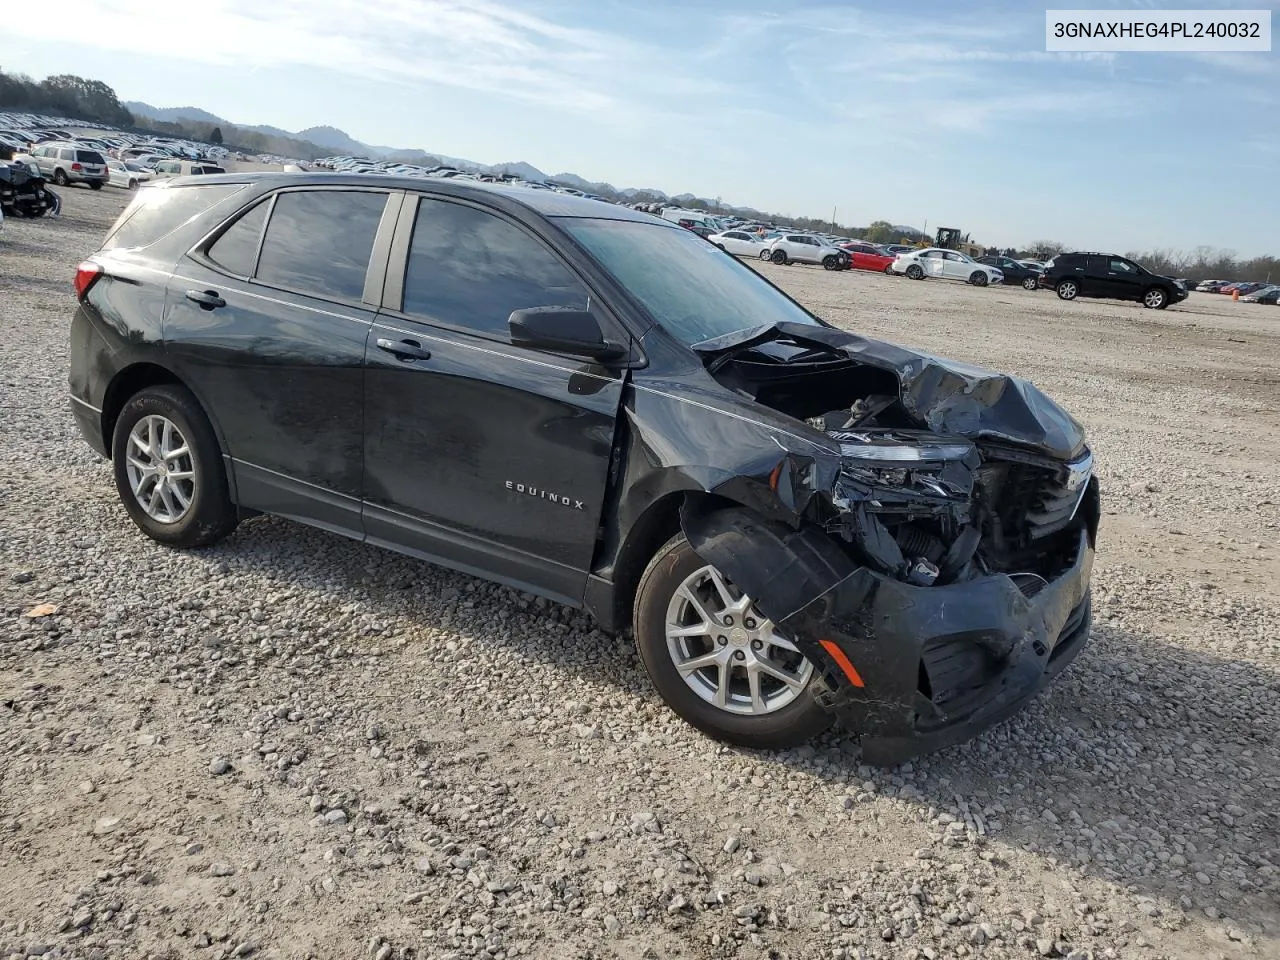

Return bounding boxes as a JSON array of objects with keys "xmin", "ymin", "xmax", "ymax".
[
  {"xmin": 164, "ymin": 185, "xmax": 399, "ymax": 535},
  {"xmin": 362, "ymin": 193, "xmax": 627, "ymax": 603}
]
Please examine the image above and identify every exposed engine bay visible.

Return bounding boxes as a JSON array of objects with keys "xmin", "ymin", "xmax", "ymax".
[{"xmin": 697, "ymin": 323, "xmax": 1094, "ymax": 596}]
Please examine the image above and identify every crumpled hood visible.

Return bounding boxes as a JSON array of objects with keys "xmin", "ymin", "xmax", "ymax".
[{"xmin": 696, "ymin": 322, "xmax": 1087, "ymax": 461}]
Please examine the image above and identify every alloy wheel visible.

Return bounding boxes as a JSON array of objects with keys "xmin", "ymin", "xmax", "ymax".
[
  {"xmin": 664, "ymin": 564, "xmax": 813, "ymax": 716},
  {"xmin": 125, "ymin": 415, "xmax": 196, "ymax": 524},
  {"xmin": 1143, "ymin": 289, "xmax": 1166, "ymax": 308}
]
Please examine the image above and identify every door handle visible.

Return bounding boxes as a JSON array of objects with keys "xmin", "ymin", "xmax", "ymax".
[
  {"xmin": 376, "ymin": 337, "xmax": 432, "ymax": 362},
  {"xmin": 185, "ymin": 289, "xmax": 226, "ymax": 310}
]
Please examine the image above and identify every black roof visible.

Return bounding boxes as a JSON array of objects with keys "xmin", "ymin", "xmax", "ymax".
[{"xmin": 170, "ymin": 171, "xmax": 666, "ymax": 224}]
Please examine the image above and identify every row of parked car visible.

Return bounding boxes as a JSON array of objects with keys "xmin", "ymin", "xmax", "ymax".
[
  {"xmin": 706, "ymin": 228, "xmax": 1050, "ymax": 289},
  {"xmin": 1194, "ymin": 279, "xmax": 1279, "ymax": 302}
]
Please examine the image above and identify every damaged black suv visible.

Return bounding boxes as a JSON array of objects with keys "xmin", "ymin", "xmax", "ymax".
[{"xmin": 69, "ymin": 174, "xmax": 1099, "ymax": 765}]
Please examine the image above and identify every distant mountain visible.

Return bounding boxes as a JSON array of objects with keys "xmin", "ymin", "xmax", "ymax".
[
  {"xmin": 119, "ymin": 100, "xmax": 865, "ymax": 230},
  {"xmin": 124, "ymin": 101, "xmax": 226, "ymax": 126},
  {"xmin": 490, "ymin": 161, "xmax": 548, "ymax": 181},
  {"xmin": 296, "ymin": 125, "xmax": 369, "ymax": 154}
]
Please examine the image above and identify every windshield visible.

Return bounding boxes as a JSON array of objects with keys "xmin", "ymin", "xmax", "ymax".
[{"xmin": 559, "ymin": 218, "xmax": 823, "ymax": 345}]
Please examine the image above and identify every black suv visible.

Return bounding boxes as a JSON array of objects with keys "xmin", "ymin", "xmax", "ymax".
[
  {"xmin": 975, "ymin": 255, "xmax": 1041, "ymax": 291},
  {"xmin": 69, "ymin": 174, "xmax": 1099, "ymax": 764},
  {"xmin": 1040, "ymin": 252, "xmax": 1188, "ymax": 309}
]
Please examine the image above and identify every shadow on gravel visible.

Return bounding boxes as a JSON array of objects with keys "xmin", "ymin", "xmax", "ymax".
[{"xmin": 205, "ymin": 515, "xmax": 1279, "ymax": 936}]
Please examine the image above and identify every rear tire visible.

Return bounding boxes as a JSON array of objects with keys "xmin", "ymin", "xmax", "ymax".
[
  {"xmin": 906, "ymin": 264, "xmax": 925, "ymax": 280},
  {"xmin": 770, "ymin": 250, "xmax": 788, "ymax": 265},
  {"xmin": 634, "ymin": 534, "xmax": 832, "ymax": 750},
  {"xmin": 53, "ymin": 169, "xmax": 68, "ymax": 185},
  {"xmin": 1056, "ymin": 279, "xmax": 1079, "ymax": 300},
  {"xmin": 89, "ymin": 181, "xmax": 103, "ymax": 191},
  {"xmin": 110, "ymin": 385, "xmax": 238, "ymax": 549}
]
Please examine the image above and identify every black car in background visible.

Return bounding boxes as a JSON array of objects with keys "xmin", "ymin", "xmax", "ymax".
[
  {"xmin": 976, "ymin": 255, "xmax": 1041, "ymax": 291},
  {"xmin": 1040, "ymin": 252, "xmax": 1188, "ymax": 309},
  {"xmin": 68, "ymin": 175, "xmax": 1098, "ymax": 764}
]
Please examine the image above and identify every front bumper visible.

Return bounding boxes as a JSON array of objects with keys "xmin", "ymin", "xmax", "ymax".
[{"xmin": 782, "ymin": 527, "xmax": 1094, "ymax": 766}]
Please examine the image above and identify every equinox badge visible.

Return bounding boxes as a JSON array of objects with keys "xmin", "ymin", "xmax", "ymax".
[{"xmin": 506, "ymin": 480, "xmax": 585, "ymax": 510}]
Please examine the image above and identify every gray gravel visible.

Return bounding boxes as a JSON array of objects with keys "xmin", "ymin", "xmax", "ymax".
[{"xmin": 1, "ymin": 185, "xmax": 1277, "ymax": 959}]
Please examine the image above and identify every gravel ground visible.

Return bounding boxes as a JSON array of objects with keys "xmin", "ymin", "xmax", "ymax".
[{"xmin": 1, "ymin": 186, "xmax": 1277, "ymax": 960}]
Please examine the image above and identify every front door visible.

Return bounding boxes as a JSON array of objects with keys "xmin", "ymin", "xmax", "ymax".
[
  {"xmin": 1099, "ymin": 255, "xmax": 1143, "ymax": 300},
  {"xmin": 165, "ymin": 186, "xmax": 396, "ymax": 534},
  {"xmin": 362, "ymin": 194, "xmax": 626, "ymax": 604}
]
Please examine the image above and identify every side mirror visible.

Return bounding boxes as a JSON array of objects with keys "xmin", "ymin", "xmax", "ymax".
[{"xmin": 509, "ymin": 306, "xmax": 627, "ymax": 362}]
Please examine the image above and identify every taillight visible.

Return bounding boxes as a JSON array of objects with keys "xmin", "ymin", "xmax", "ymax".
[
  {"xmin": 71, "ymin": 162, "xmax": 82, "ymax": 171},
  {"xmin": 74, "ymin": 262, "xmax": 103, "ymax": 300}
]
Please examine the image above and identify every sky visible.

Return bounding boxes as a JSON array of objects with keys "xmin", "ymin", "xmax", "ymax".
[{"xmin": 2, "ymin": 0, "xmax": 1277, "ymax": 255}]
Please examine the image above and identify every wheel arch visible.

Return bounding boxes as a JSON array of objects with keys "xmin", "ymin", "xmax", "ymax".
[
  {"xmin": 101, "ymin": 363, "xmax": 234, "ymax": 489},
  {"xmin": 592, "ymin": 489, "xmax": 743, "ymax": 635}
]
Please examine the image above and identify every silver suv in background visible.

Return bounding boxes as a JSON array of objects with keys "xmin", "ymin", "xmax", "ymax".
[{"xmin": 26, "ymin": 142, "xmax": 108, "ymax": 189}]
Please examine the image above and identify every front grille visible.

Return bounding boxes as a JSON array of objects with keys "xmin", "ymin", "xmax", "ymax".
[{"xmin": 980, "ymin": 458, "xmax": 1088, "ymax": 543}]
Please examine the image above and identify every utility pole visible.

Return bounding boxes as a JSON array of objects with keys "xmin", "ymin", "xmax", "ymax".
[{"xmin": 831, "ymin": 206, "xmax": 837, "ymax": 233}]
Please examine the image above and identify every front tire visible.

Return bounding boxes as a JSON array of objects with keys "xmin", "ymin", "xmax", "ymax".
[
  {"xmin": 633, "ymin": 534, "xmax": 832, "ymax": 749},
  {"xmin": 758, "ymin": 249, "xmax": 772, "ymax": 261},
  {"xmin": 128, "ymin": 179, "xmax": 138, "ymax": 190},
  {"xmin": 884, "ymin": 264, "xmax": 895, "ymax": 274},
  {"xmin": 1022, "ymin": 276, "xmax": 1038, "ymax": 290},
  {"xmin": 1056, "ymin": 279, "xmax": 1079, "ymax": 300},
  {"xmin": 906, "ymin": 264, "xmax": 925, "ymax": 280},
  {"xmin": 1142, "ymin": 287, "xmax": 1169, "ymax": 309},
  {"xmin": 822, "ymin": 255, "xmax": 840, "ymax": 271},
  {"xmin": 969, "ymin": 271, "xmax": 989, "ymax": 287},
  {"xmin": 110, "ymin": 385, "xmax": 238, "ymax": 548}
]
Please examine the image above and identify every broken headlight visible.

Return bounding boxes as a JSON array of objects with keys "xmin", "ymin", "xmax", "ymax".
[
  {"xmin": 834, "ymin": 440, "xmax": 975, "ymax": 462},
  {"xmin": 827, "ymin": 433, "xmax": 979, "ymax": 510}
]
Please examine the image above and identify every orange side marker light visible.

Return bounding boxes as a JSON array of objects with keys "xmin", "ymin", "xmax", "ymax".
[{"xmin": 819, "ymin": 639, "xmax": 865, "ymax": 688}]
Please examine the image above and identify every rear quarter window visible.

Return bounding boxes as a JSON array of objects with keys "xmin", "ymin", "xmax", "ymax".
[
  {"xmin": 102, "ymin": 183, "xmax": 246, "ymax": 252},
  {"xmin": 76, "ymin": 151, "xmax": 105, "ymax": 164}
]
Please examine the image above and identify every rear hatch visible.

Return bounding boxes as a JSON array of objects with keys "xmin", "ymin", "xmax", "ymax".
[{"xmin": 75, "ymin": 150, "xmax": 107, "ymax": 178}]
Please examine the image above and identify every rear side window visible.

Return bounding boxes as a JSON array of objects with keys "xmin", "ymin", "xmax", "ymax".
[
  {"xmin": 103, "ymin": 184, "xmax": 245, "ymax": 251},
  {"xmin": 401, "ymin": 198, "xmax": 588, "ymax": 338},
  {"xmin": 205, "ymin": 200, "xmax": 269, "ymax": 276},
  {"xmin": 255, "ymin": 190, "xmax": 387, "ymax": 302}
]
